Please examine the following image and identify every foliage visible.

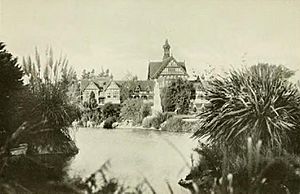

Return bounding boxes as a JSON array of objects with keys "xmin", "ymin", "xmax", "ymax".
[
  {"xmin": 119, "ymin": 74, "xmax": 139, "ymax": 102},
  {"xmin": 102, "ymin": 103, "xmax": 121, "ymax": 120},
  {"xmin": 194, "ymin": 64, "xmax": 300, "ymax": 152},
  {"xmin": 180, "ymin": 138, "xmax": 300, "ymax": 194},
  {"xmin": 150, "ymin": 116, "xmax": 163, "ymax": 129},
  {"xmin": 81, "ymin": 68, "xmax": 112, "ymax": 80},
  {"xmin": 69, "ymin": 160, "xmax": 162, "ymax": 194},
  {"xmin": 140, "ymin": 102, "xmax": 152, "ymax": 119},
  {"xmin": 161, "ymin": 78, "xmax": 194, "ymax": 114},
  {"xmin": 120, "ymin": 99, "xmax": 144, "ymax": 125},
  {"xmin": 161, "ymin": 117, "xmax": 184, "ymax": 132},
  {"xmin": 103, "ymin": 117, "xmax": 116, "ymax": 129},
  {"xmin": 89, "ymin": 91, "xmax": 98, "ymax": 109},
  {"xmin": 142, "ymin": 112, "xmax": 171, "ymax": 129},
  {"xmin": 142, "ymin": 116, "xmax": 153, "ymax": 128},
  {"xmin": 0, "ymin": 42, "xmax": 24, "ymax": 146},
  {"xmin": 22, "ymin": 47, "xmax": 80, "ymax": 133}
]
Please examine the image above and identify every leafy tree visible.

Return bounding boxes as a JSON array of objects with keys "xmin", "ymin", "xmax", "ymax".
[
  {"xmin": 194, "ymin": 64, "xmax": 300, "ymax": 153},
  {"xmin": 0, "ymin": 42, "xmax": 23, "ymax": 145},
  {"xmin": 103, "ymin": 116, "xmax": 117, "ymax": 129},
  {"xmin": 89, "ymin": 91, "xmax": 98, "ymax": 109},
  {"xmin": 161, "ymin": 78, "xmax": 194, "ymax": 114},
  {"xmin": 140, "ymin": 103, "xmax": 152, "ymax": 119},
  {"xmin": 81, "ymin": 68, "xmax": 112, "ymax": 79},
  {"xmin": 120, "ymin": 99, "xmax": 144, "ymax": 124},
  {"xmin": 102, "ymin": 103, "xmax": 121, "ymax": 119},
  {"xmin": 119, "ymin": 74, "xmax": 139, "ymax": 102}
]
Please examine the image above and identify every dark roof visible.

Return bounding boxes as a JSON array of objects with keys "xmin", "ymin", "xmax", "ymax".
[
  {"xmin": 148, "ymin": 56, "xmax": 187, "ymax": 79},
  {"xmin": 136, "ymin": 80, "xmax": 155, "ymax": 91},
  {"xmin": 115, "ymin": 80, "xmax": 155, "ymax": 92},
  {"xmin": 80, "ymin": 77, "xmax": 111, "ymax": 91},
  {"xmin": 148, "ymin": 61, "xmax": 162, "ymax": 79},
  {"xmin": 80, "ymin": 79, "xmax": 90, "ymax": 91}
]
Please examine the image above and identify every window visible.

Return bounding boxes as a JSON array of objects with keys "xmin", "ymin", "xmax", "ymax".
[
  {"xmin": 168, "ymin": 68, "xmax": 176, "ymax": 72},
  {"xmin": 113, "ymin": 91, "xmax": 118, "ymax": 98},
  {"xmin": 99, "ymin": 98, "xmax": 105, "ymax": 104}
]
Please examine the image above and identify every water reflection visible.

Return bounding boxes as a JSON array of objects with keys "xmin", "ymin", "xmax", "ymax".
[
  {"xmin": 66, "ymin": 128, "xmax": 198, "ymax": 193},
  {"xmin": 2, "ymin": 128, "xmax": 199, "ymax": 193}
]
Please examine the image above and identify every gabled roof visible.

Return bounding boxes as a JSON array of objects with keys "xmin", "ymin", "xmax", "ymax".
[
  {"xmin": 135, "ymin": 80, "xmax": 155, "ymax": 91},
  {"xmin": 80, "ymin": 79, "xmax": 92, "ymax": 91},
  {"xmin": 105, "ymin": 81, "xmax": 120, "ymax": 90},
  {"xmin": 148, "ymin": 61, "xmax": 163, "ymax": 79},
  {"xmin": 148, "ymin": 56, "xmax": 187, "ymax": 79},
  {"xmin": 80, "ymin": 77, "xmax": 111, "ymax": 91},
  {"xmin": 115, "ymin": 80, "xmax": 155, "ymax": 92}
]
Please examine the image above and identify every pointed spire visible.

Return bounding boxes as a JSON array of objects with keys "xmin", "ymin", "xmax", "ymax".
[{"xmin": 163, "ymin": 39, "xmax": 171, "ymax": 60}]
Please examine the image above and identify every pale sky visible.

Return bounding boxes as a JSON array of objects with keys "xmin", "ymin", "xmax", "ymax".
[{"xmin": 1, "ymin": 0, "xmax": 300, "ymax": 80}]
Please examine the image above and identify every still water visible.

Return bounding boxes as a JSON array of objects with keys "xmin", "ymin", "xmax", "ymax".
[{"xmin": 66, "ymin": 127, "xmax": 199, "ymax": 193}]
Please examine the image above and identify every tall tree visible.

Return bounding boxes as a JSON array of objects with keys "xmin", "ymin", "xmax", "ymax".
[
  {"xmin": 119, "ymin": 73, "xmax": 139, "ymax": 102},
  {"xmin": 161, "ymin": 78, "xmax": 194, "ymax": 114},
  {"xmin": 0, "ymin": 42, "xmax": 23, "ymax": 145}
]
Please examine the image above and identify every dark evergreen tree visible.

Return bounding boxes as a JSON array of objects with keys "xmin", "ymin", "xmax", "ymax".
[
  {"xmin": 0, "ymin": 42, "xmax": 23, "ymax": 145},
  {"xmin": 161, "ymin": 78, "xmax": 194, "ymax": 114}
]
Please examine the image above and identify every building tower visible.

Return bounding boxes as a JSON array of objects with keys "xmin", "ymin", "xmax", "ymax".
[{"xmin": 162, "ymin": 39, "xmax": 171, "ymax": 60}]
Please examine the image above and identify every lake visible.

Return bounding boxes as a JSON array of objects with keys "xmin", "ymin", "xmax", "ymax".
[{"xmin": 66, "ymin": 127, "xmax": 200, "ymax": 193}]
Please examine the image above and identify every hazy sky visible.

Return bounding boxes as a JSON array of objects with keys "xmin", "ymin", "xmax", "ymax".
[{"xmin": 1, "ymin": 0, "xmax": 300, "ymax": 80}]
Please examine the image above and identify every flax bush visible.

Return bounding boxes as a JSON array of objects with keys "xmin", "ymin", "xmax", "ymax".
[
  {"xmin": 180, "ymin": 138, "xmax": 300, "ymax": 194},
  {"xmin": 194, "ymin": 64, "xmax": 300, "ymax": 153}
]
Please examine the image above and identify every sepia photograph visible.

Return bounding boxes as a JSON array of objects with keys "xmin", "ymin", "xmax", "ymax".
[{"xmin": 1, "ymin": 0, "xmax": 300, "ymax": 193}]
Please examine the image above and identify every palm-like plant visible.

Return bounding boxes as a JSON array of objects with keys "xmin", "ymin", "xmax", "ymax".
[{"xmin": 194, "ymin": 64, "xmax": 300, "ymax": 152}]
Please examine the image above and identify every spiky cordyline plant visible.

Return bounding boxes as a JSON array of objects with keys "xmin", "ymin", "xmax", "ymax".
[{"xmin": 194, "ymin": 64, "xmax": 300, "ymax": 152}]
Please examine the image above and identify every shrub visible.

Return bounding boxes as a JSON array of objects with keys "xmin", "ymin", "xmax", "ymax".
[
  {"xmin": 161, "ymin": 78, "xmax": 194, "ymax": 114},
  {"xmin": 142, "ymin": 116, "xmax": 153, "ymax": 128},
  {"xmin": 102, "ymin": 103, "xmax": 121, "ymax": 120},
  {"xmin": 161, "ymin": 117, "xmax": 184, "ymax": 132},
  {"xmin": 150, "ymin": 116, "xmax": 161, "ymax": 129},
  {"xmin": 180, "ymin": 138, "xmax": 300, "ymax": 194},
  {"xmin": 194, "ymin": 64, "xmax": 300, "ymax": 153},
  {"xmin": 120, "ymin": 99, "xmax": 151, "ymax": 125},
  {"xmin": 20, "ymin": 48, "xmax": 80, "ymax": 153},
  {"xmin": 103, "ymin": 117, "xmax": 116, "ymax": 129},
  {"xmin": 182, "ymin": 121, "xmax": 197, "ymax": 133},
  {"xmin": 140, "ymin": 102, "xmax": 152, "ymax": 119}
]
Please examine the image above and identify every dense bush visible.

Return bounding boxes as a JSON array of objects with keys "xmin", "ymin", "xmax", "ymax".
[
  {"xmin": 120, "ymin": 99, "xmax": 143, "ymax": 124},
  {"xmin": 194, "ymin": 64, "xmax": 300, "ymax": 153},
  {"xmin": 140, "ymin": 102, "xmax": 152, "ymax": 119},
  {"xmin": 160, "ymin": 117, "xmax": 196, "ymax": 132},
  {"xmin": 102, "ymin": 103, "xmax": 121, "ymax": 120},
  {"xmin": 0, "ymin": 42, "xmax": 24, "ymax": 146},
  {"xmin": 103, "ymin": 117, "xmax": 117, "ymax": 129},
  {"xmin": 22, "ymin": 48, "xmax": 80, "ymax": 133},
  {"xmin": 142, "ymin": 112, "xmax": 172, "ymax": 129},
  {"xmin": 120, "ymin": 99, "xmax": 151, "ymax": 125},
  {"xmin": 142, "ymin": 116, "xmax": 153, "ymax": 128},
  {"xmin": 161, "ymin": 117, "xmax": 184, "ymax": 132},
  {"xmin": 180, "ymin": 139, "xmax": 300, "ymax": 194},
  {"xmin": 161, "ymin": 78, "xmax": 195, "ymax": 114}
]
